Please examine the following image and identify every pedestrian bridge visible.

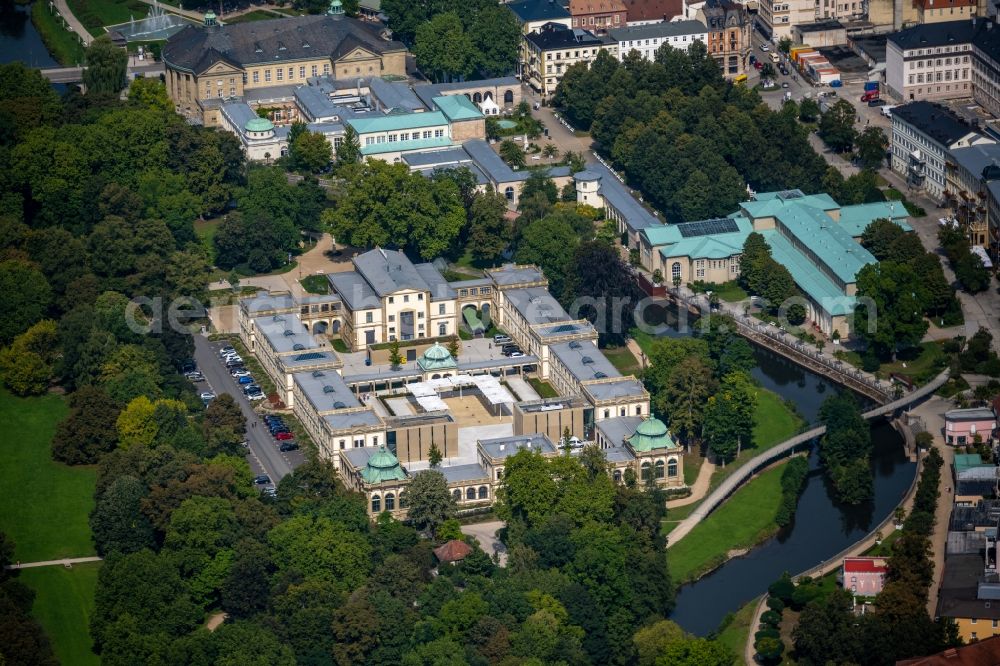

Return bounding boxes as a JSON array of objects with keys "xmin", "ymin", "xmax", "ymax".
[
  {"xmin": 666, "ymin": 367, "xmax": 949, "ymax": 547},
  {"xmin": 39, "ymin": 67, "xmax": 85, "ymax": 83}
]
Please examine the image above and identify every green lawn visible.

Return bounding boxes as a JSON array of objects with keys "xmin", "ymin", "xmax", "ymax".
[
  {"xmin": 874, "ymin": 340, "xmax": 947, "ymax": 384},
  {"xmin": 691, "ymin": 280, "xmax": 748, "ymax": 303},
  {"xmin": 683, "ymin": 454, "xmax": 704, "ymax": 486},
  {"xmin": 668, "ymin": 461, "xmax": 789, "ymax": 584},
  {"xmin": 602, "ymin": 345, "xmax": 640, "ymax": 375},
  {"xmin": 31, "ymin": 2, "xmax": 86, "ymax": 66},
  {"xmin": 194, "ymin": 217, "xmax": 222, "ymax": 263},
  {"xmin": 20, "ymin": 562, "xmax": 101, "ymax": 666},
  {"xmin": 715, "ymin": 597, "xmax": 759, "ymax": 659},
  {"xmin": 0, "ymin": 389, "xmax": 95, "ymax": 562},
  {"xmin": 708, "ymin": 388, "xmax": 804, "ymax": 492},
  {"xmin": 527, "ymin": 377, "xmax": 559, "ymax": 399},
  {"xmin": 300, "ymin": 274, "xmax": 330, "ymax": 294},
  {"xmin": 67, "ymin": 0, "xmax": 151, "ymax": 32},
  {"xmin": 631, "ymin": 329, "xmax": 656, "ymax": 357},
  {"xmin": 330, "ymin": 338, "xmax": 349, "ymax": 353},
  {"xmin": 223, "ymin": 10, "xmax": 279, "ymax": 23}
]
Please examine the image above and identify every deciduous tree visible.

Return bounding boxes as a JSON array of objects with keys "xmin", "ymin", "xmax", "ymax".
[
  {"xmin": 84, "ymin": 36, "xmax": 127, "ymax": 96},
  {"xmin": 405, "ymin": 469, "xmax": 456, "ymax": 536}
]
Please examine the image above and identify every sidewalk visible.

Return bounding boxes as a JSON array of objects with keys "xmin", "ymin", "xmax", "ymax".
[
  {"xmin": 667, "ymin": 456, "xmax": 716, "ymax": 508},
  {"xmin": 5, "ymin": 556, "xmax": 102, "ymax": 570},
  {"xmin": 52, "ymin": 0, "xmax": 94, "ymax": 46}
]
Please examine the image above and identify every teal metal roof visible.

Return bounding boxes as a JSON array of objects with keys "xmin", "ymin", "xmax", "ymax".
[
  {"xmin": 347, "ymin": 110, "xmax": 448, "ymax": 135},
  {"xmin": 836, "ymin": 202, "xmax": 913, "ymax": 237},
  {"xmin": 360, "ymin": 447, "xmax": 407, "ymax": 484},
  {"xmin": 739, "ymin": 191, "xmax": 838, "ymax": 218},
  {"xmin": 433, "ymin": 94, "xmax": 483, "ymax": 121},
  {"xmin": 771, "ymin": 203, "xmax": 876, "ymax": 286},
  {"xmin": 417, "ymin": 342, "xmax": 457, "ymax": 371},
  {"xmin": 761, "ymin": 231, "xmax": 857, "ymax": 316},
  {"xmin": 360, "ymin": 136, "xmax": 452, "ymax": 155},
  {"xmin": 245, "ymin": 117, "xmax": 274, "ymax": 132},
  {"xmin": 643, "ymin": 215, "xmax": 753, "ymax": 248},
  {"xmin": 627, "ymin": 417, "xmax": 677, "ymax": 452}
]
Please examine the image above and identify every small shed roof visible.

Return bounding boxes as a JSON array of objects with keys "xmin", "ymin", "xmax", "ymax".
[{"xmin": 434, "ymin": 539, "xmax": 473, "ymax": 563}]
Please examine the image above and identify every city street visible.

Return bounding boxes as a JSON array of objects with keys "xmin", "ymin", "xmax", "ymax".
[{"xmin": 192, "ymin": 335, "xmax": 304, "ymax": 485}]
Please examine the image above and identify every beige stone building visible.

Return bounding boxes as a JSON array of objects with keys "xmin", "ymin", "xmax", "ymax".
[{"xmin": 162, "ymin": 14, "xmax": 406, "ymax": 124}]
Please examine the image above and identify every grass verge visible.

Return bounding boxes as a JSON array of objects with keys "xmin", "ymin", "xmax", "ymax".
[
  {"xmin": 32, "ymin": 2, "xmax": 86, "ymax": 66},
  {"xmin": 0, "ymin": 389, "xmax": 95, "ymax": 562},
  {"xmin": 707, "ymin": 388, "xmax": 804, "ymax": 492},
  {"xmin": 300, "ymin": 274, "xmax": 329, "ymax": 294},
  {"xmin": 715, "ymin": 597, "xmax": 759, "ymax": 658},
  {"xmin": 66, "ymin": 0, "xmax": 149, "ymax": 33},
  {"xmin": 194, "ymin": 217, "xmax": 222, "ymax": 263},
  {"xmin": 873, "ymin": 340, "xmax": 947, "ymax": 383},
  {"xmin": 602, "ymin": 345, "xmax": 640, "ymax": 375},
  {"xmin": 223, "ymin": 9, "xmax": 278, "ymax": 23},
  {"xmin": 19, "ymin": 562, "xmax": 101, "ymax": 666},
  {"xmin": 527, "ymin": 377, "xmax": 559, "ymax": 399},
  {"xmin": 667, "ymin": 461, "xmax": 789, "ymax": 584}
]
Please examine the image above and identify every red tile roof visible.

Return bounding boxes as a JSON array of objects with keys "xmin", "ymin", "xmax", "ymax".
[
  {"xmin": 624, "ymin": 0, "xmax": 684, "ymax": 22},
  {"xmin": 896, "ymin": 635, "xmax": 1000, "ymax": 665},
  {"xmin": 570, "ymin": 0, "xmax": 627, "ymax": 14},
  {"xmin": 433, "ymin": 539, "xmax": 473, "ymax": 563},
  {"xmin": 843, "ymin": 557, "xmax": 888, "ymax": 574}
]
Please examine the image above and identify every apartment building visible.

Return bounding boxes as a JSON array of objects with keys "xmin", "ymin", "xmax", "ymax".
[
  {"xmin": 890, "ymin": 101, "xmax": 994, "ymax": 202},
  {"xmin": 885, "ymin": 20, "xmax": 975, "ymax": 102},
  {"xmin": 757, "ymin": 0, "xmax": 814, "ymax": 42},
  {"xmin": 523, "ymin": 22, "xmax": 609, "ymax": 97},
  {"xmin": 698, "ymin": 0, "xmax": 752, "ymax": 78},
  {"xmin": 607, "ymin": 19, "xmax": 708, "ymax": 61},
  {"xmin": 914, "ymin": 0, "xmax": 978, "ymax": 24},
  {"xmin": 569, "ymin": 0, "xmax": 628, "ymax": 33},
  {"xmin": 945, "ymin": 142, "xmax": 1000, "ymax": 253}
]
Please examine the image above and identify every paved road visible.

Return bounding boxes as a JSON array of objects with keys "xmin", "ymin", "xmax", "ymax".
[
  {"xmin": 192, "ymin": 335, "xmax": 301, "ymax": 484},
  {"xmin": 460, "ymin": 520, "xmax": 507, "ymax": 566},
  {"xmin": 5, "ymin": 556, "xmax": 103, "ymax": 570}
]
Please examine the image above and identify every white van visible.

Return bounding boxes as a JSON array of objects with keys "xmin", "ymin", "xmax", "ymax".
[{"xmin": 880, "ymin": 105, "xmax": 896, "ymax": 118}]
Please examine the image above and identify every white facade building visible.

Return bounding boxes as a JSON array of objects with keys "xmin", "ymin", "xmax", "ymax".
[{"xmin": 607, "ymin": 20, "xmax": 708, "ymax": 60}]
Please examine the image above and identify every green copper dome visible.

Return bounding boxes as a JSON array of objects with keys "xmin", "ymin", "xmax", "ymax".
[
  {"xmin": 327, "ymin": 0, "xmax": 344, "ymax": 14},
  {"xmin": 417, "ymin": 342, "xmax": 457, "ymax": 372},
  {"xmin": 245, "ymin": 117, "xmax": 274, "ymax": 133},
  {"xmin": 627, "ymin": 417, "xmax": 675, "ymax": 452},
  {"xmin": 361, "ymin": 447, "xmax": 406, "ymax": 484}
]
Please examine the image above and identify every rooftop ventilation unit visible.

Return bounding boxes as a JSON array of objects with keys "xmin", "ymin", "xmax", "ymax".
[
  {"xmin": 582, "ymin": 356, "xmax": 594, "ymax": 365},
  {"xmin": 284, "ymin": 329, "xmax": 295, "ymax": 336},
  {"xmin": 323, "ymin": 385, "xmax": 336, "ymax": 393},
  {"xmin": 312, "ymin": 370, "xmax": 325, "ymax": 378}
]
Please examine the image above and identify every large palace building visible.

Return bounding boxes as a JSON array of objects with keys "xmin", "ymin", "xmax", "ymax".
[{"xmin": 162, "ymin": 13, "xmax": 407, "ymax": 124}]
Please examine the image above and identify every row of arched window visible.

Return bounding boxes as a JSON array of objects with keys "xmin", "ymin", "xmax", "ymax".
[
  {"xmin": 453, "ymin": 486, "xmax": 490, "ymax": 502},
  {"xmin": 640, "ymin": 459, "xmax": 679, "ymax": 480},
  {"xmin": 371, "ymin": 492, "xmax": 407, "ymax": 513}
]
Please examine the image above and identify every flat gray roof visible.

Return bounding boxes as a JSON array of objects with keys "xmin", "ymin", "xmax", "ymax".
[
  {"xmin": 294, "ymin": 369, "xmax": 360, "ymax": 412},
  {"xmin": 327, "ymin": 271, "xmax": 380, "ymax": 310},
  {"xmin": 255, "ymin": 313, "xmax": 323, "ymax": 355},
  {"xmin": 455, "ymin": 356, "xmax": 539, "ymax": 372},
  {"xmin": 946, "ymin": 408, "xmax": 997, "ymax": 421},
  {"xmin": 534, "ymin": 320, "xmax": 596, "ymax": 338},
  {"xmin": 585, "ymin": 162, "xmax": 661, "ymax": 233},
  {"xmin": 479, "ymin": 432, "xmax": 556, "ymax": 460},
  {"xmin": 504, "ymin": 287, "xmax": 571, "ymax": 325},
  {"xmin": 517, "ymin": 395, "xmax": 587, "ymax": 412},
  {"xmin": 603, "ymin": 446, "xmax": 636, "ymax": 463},
  {"xmin": 369, "ymin": 77, "xmax": 425, "ymax": 113},
  {"xmin": 325, "ymin": 410, "xmax": 383, "ymax": 432},
  {"xmin": 487, "ymin": 264, "xmax": 546, "ymax": 286},
  {"xmin": 449, "ymin": 278, "xmax": 492, "ymax": 289},
  {"xmin": 439, "ymin": 463, "xmax": 490, "ymax": 483},
  {"xmin": 609, "ymin": 19, "xmax": 706, "ymax": 41},
  {"xmin": 595, "ymin": 416, "xmax": 643, "ymax": 445},
  {"xmin": 402, "ymin": 147, "xmax": 472, "ymax": 168},
  {"xmin": 550, "ymin": 340, "xmax": 621, "ymax": 383},
  {"xmin": 584, "ymin": 377, "xmax": 646, "ymax": 401},
  {"xmin": 243, "ymin": 291, "xmax": 297, "ymax": 314}
]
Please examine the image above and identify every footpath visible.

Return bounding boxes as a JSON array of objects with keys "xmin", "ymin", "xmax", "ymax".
[{"xmin": 5, "ymin": 556, "xmax": 102, "ymax": 570}]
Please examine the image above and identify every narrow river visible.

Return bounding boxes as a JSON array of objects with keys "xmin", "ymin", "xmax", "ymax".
[
  {"xmin": 0, "ymin": 4, "xmax": 60, "ymax": 68},
  {"xmin": 644, "ymin": 302, "xmax": 917, "ymax": 635}
]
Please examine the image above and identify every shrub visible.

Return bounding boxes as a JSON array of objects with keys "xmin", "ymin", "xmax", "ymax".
[
  {"xmin": 760, "ymin": 610, "xmax": 782, "ymax": 626},
  {"xmin": 766, "ymin": 596, "xmax": 785, "ymax": 613}
]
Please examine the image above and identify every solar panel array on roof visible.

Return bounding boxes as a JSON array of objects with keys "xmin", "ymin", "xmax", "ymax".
[
  {"xmin": 677, "ymin": 218, "xmax": 739, "ymax": 238},
  {"xmin": 293, "ymin": 352, "xmax": 326, "ymax": 362}
]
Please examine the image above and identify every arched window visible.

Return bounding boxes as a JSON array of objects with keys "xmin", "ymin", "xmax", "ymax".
[
  {"xmin": 504, "ymin": 186, "xmax": 515, "ymax": 201},
  {"xmin": 478, "ymin": 486, "xmax": 488, "ymax": 499},
  {"xmin": 671, "ymin": 262, "xmax": 682, "ymax": 281},
  {"xmin": 484, "ymin": 91, "xmax": 493, "ymax": 100},
  {"xmin": 640, "ymin": 461, "xmax": 651, "ymax": 481},
  {"xmin": 473, "ymin": 92, "xmax": 483, "ymax": 103},
  {"xmin": 452, "ymin": 489, "xmax": 461, "ymax": 501},
  {"xmin": 385, "ymin": 493, "xmax": 395, "ymax": 510},
  {"xmin": 466, "ymin": 487, "xmax": 476, "ymax": 501},
  {"xmin": 655, "ymin": 460, "xmax": 665, "ymax": 479},
  {"xmin": 668, "ymin": 459, "xmax": 678, "ymax": 477},
  {"xmin": 439, "ymin": 323, "xmax": 447, "ymax": 336},
  {"xmin": 371, "ymin": 495, "xmax": 381, "ymax": 512},
  {"xmin": 504, "ymin": 89, "xmax": 514, "ymax": 104}
]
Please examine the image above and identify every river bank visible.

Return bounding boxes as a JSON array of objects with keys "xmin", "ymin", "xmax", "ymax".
[{"xmin": 29, "ymin": 2, "xmax": 84, "ymax": 66}]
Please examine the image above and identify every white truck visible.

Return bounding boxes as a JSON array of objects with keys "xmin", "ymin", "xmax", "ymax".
[{"xmin": 880, "ymin": 105, "xmax": 896, "ymax": 118}]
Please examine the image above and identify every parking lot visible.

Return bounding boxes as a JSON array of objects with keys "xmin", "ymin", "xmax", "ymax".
[{"xmin": 192, "ymin": 335, "xmax": 305, "ymax": 492}]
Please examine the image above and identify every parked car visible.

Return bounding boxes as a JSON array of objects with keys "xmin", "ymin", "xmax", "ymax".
[
  {"xmin": 219, "ymin": 346, "xmax": 236, "ymax": 356},
  {"xmin": 274, "ymin": 431, "xmax": 295, "ymax": 441},
  {"xmin": 200, "ymin": 391, "xmax": 216, "ymax": 401},
  {"xmin": 279, "ymin": 442, "xmax": 300, "ymax": 452},
  {"xmin": 185, "ymin": 371, "xmax": 205, "ymax": 382},
  {"xmin": 230, "ymin": 368, "xmax": 249, "ymax": 377},
  {"xmin": 261, "ymin": 485, "xmax": 277, "ymax": 497},
  {"xmin": 225, "ymin": 359, "xmax": 244, "ymax": 368},
  {"xmin": 508, "ymin": 351, "xmax": 526, "ymax": 358},
  {"xmin": 760, "ymin": 43, "xmax": 770, "ymax": 52},
  {"xmin": 181, "ymin": 360, "xmax": 196, "ymax": 374},
  {"xmin": 237, "ymin": 375, "xmax": 255, "ymax": 385},
  {"xmin": 867, "ymin": 98, "xmax": 886, "ymax": 107},
  {"xmin": 246, "ymin": 390, "xmax": 265, "ymax": 401},
  {"xmin": 253, "ymin": 474, "xmax": 271, "ymax": 485},
  {"xmin": 493, "ymin": 334, "xmax": 512, "ymax": 344},
  {"xmin": 754, "ymin": 61, "xmax": 763, "ymax": 70}
]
